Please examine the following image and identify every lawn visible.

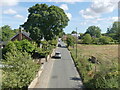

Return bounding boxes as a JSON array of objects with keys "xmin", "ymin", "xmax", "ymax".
[{"xmin": 69, "ymin": 44, "xmax": 119, "ymax": 88}]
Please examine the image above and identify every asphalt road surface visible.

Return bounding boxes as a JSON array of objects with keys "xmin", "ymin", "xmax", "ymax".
[{"xmin": 47, "ymin": 41, "xmax": 83, "ymax": 88}]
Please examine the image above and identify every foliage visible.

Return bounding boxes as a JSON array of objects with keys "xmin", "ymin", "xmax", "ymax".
[
  {"xmin": 2, "ymin": 49, "xmax": 39, "ymax": 89},
  {"xmin": 107, "ymin": 22, "xmax": 119, "ymax": 34},
  {"xmin": 71, "ymin": 31, "xmax": 77, "ymax": 34},
  {"xmin": 15, "ymin": 40, "xmax": 36, "ymax": 53},
  {"xmin": 92, "ymin": 38, "xmax": 99, "ymax": 44},
  {"xmin": 2, "ymin": 41, "xmax": 16, "ymax": 53},
  {"xmin": 66, "ymin": 35, "xmax": 75, "ymax": 47},
  {"xmin": 107, "ymin": 22, "xmax": 120, "ymax": 42},
  {"xmin": 79, "ymin": 33, "xmax": 84, "ymax": 39},
  {"xmin": 34, "ymin": 39, "xmax": 57, "ymax": 57},
  {"xmin": 69, "ymin": 45, "xmax": 118, "ymax": 88},
  {"xmin": 99, "ymin": 36, "xmax": 113, "ymax": 44},
  {"xmin": 48, "ymin": 39, "xmax": 57, "ymax": 46},
  {"xmin": 85, "ymin": 26, "xmax": 101, "ymax": 38},
  {"xmin": 82, "ymin": 34, "xmax": 92, "ymax": 44},
  {"xmin": 58, "ymin": 31, "xmax": 65, "ymax": 38},
  {"xmin": 22, "ymin": 4, "xmax": 69, "ymax": 41},
  {"xmin": 0, "ymin": 25, "xmax": 16, "ymax": 41},
  {"xmin": 88, "ymin": 64, "xmax": 118, "ymax": 88},
  {"xmin": 3, "ymin": 40, "xmax": 36, "ymax": 56}
]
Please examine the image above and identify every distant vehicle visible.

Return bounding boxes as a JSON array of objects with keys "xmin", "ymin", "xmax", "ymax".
[
  {"xmin": 58, "ymin": 44, "xmax": 61, "ymax": 47},
  {"xmin": 58, "ymin": 38, "xmax": 61, "ymax": 42},
  {"xmin": 54, "ymin": 52, "xmax": 61, "ymax": 58}
]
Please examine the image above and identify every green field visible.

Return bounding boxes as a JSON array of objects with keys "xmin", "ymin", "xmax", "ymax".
[{"xmin": 69, "ymin": 44, "xmax": 118, "ymax": 88}]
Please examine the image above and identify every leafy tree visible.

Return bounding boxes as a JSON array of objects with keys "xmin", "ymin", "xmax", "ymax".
[
  {"xmin": 22, "ymin": 4, "xmax": 69, "ymax": 42},
  {"xmin": 66, "ymin": 35, "xmax": 75, "ymax": 47},
  {"xmin": 2, "ymin": 49, "xmax": 39, "ymax": 89},
  {"xmin": 71, "ymin": 31, "xmax": 77, "ymax": 34},
  {"xmin": 99, "ymin": 36, "xmax": 112, "ymax": 44},
  {"xmin": 107, "ymin": 22, "xmax": 120, "ymax": 42},
  {"xmin": 0, "ymin": 25, "xmax": 15, "ymax": 41},
  {"xmin": 59, "ymin": 31, "xmax": 65, "ymax": 38},
  {"xmin": 107, "ymin": 22, "xmax": 119, "ymax": 34},
  {"xmin": 85, "ymin": 26, "xmax": 101, "ymax": 38},
  {"xmin": 48, "ymin": 39, "xmax": 57, "ymax": 46},
  {"xmin": 82, "ymin": 34, "xmax": 92, "ymax": 44}
]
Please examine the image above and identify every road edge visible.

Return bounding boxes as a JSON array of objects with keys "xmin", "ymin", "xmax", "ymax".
[{"xmin": 28, "ymin": 48, "xmax": 56, "ymax": 89}]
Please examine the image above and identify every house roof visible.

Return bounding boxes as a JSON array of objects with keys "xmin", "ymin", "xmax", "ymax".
[{"xmin": 10, "ymin": 31, "xmax": 32, "ymax": 41}]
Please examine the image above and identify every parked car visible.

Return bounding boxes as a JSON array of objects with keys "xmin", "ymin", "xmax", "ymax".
[{"xmin": 54, "ymin": 52, "xmax": 61, "ymax": 58}]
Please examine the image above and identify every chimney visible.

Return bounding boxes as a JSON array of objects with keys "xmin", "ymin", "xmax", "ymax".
[{"xmin": 18, "ymin": 27, "xmax": 22, "ymax": 41}]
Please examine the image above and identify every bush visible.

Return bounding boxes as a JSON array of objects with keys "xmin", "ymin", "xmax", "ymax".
[
  {"xmin": 89, "ymin": 69, "xmax": 118, "ymax": 88},
  {"xmin": 69, "ymin": 47, "xmax": 119, "ymax": 88},
  {"xmin": 2, "ymin": 49, "xmax": 39, "ymax": 89},
  {"xmin": 92, "ymin": 38, "xmax": 99, "ymax": 44},
  {"xmin": 99, "ymin": 36, "xmax": 112, "ymax": 44},
  {"xmin": 82, "ymin": 34, "xmax": 92, "ymax": 44},
  {"xmin": 3, "ymin": 40, "xmax": 36, "ymax": 55}
]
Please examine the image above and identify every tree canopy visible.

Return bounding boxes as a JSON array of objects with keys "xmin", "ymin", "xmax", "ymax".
[
  {"xmin": 66, "ymin": 35, "xmax": 75, "ymax": 47},
  {"xmin": 22, "ymin": 4, "xmax": 69, "ymax": 42},
  {"xmin": 107, "ymin": 22, "xmax": 120, "ymax": 42},
  {"xmin": 0, "ymin": 25, "xmax": 15, "ymax": 41},
  {"xmin": 85, "ymin": 26, "xmax": 101, "ymax": 38},
  {"xmin": 71, "ymin": 31, "xmax": 77, "ymax": 34}
]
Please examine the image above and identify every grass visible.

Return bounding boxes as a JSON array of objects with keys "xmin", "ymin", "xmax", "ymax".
[
  {"xmin": 69, "ymin": 44, "xmax": 118, "ymax": 88},
  {"xmin": 71, "ymin": 44, "xmax": 118, "ymax": 66}
]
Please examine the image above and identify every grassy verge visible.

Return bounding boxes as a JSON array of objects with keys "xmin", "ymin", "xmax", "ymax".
[{"xmin": 69, "ymin": 44, "xmax": 119, "ymax": 88}]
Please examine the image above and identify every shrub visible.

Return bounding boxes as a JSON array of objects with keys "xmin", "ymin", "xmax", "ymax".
[
  {"xmin": 82, "ymin": 34, "xmax": 92, "ymax": 44},
  {"xmin": 3, "ymin": 40, "xmax": 36, "ymax": 56},
  {"xmin": 99, "ymin": 36, "xmax": 112, "ymax": 44},
  {"xmin": 92, "ymin": 38, "xmax": 99, "ymax": 44},
  {"xmin": 2, "ymin": 49, "xmax": 39, "ymax": 89}
]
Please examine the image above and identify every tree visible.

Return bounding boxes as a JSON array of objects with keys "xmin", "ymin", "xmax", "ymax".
[
  {"xmin": 22, "ymin": 4, "xmax": 69, "ymax": 42},
  {"xmin": 66, "ymin": 35, "xmax": 75, "ymax": 47},
  {"xmin": 85, "ymin": 26, "xmax": 101, "ymax": 38},
  {"xmin": 58, "ymin": 31, "xmax": 65, "ymax": 38},
  {"xmin": 107, "ymin": 22, "xmax": 119, "ymax": 34},
  {"xmin": 71, "ymin": 31, "xmax": 77, "ymax": 34},
  {"xmin": 1, "ymin": 25, "xmax": 15, "ymax": 41},
  {"xmin": 107, "ymin": 22, "xmax": 120, "ymax": 42},
  {"xmin": 82, "ymin": 34, "xmax": 92, "ymax": 44},
  {"xmin": 2, "ymin": 49, "xmax": 39, "ymax": 89}
]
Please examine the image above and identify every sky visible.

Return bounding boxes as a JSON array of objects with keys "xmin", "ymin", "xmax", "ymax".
[{"xmin": 0, "ymin": 0, "xmax": 119, "ymax": 34}]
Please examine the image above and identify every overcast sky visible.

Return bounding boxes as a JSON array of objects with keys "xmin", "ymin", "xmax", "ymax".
[{"xmin": 0, "ymin": 0, "xmax": 119, "ymax": 33}]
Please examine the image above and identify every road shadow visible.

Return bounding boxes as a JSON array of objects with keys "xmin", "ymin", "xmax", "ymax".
[
  {"xmin": 70, "ymin": 77, "xmax": 82, "ymax": 81},
  {"xmin": 51, "ymin": 56, "xmax": 61, "ymax": 59},
  {"xmin": 70, "ymin": 77, "xmax": 85, "ymax": 89}
]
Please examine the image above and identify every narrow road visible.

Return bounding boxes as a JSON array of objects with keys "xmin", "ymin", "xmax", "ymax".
[{"xmin": 47, "ymin": 41, "xmax": 83, "ymax": 88}]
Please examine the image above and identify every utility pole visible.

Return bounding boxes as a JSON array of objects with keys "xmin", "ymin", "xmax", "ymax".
[{"xmin": 76, "ymin": 27, "xmax": 77, "ymax": 58}]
